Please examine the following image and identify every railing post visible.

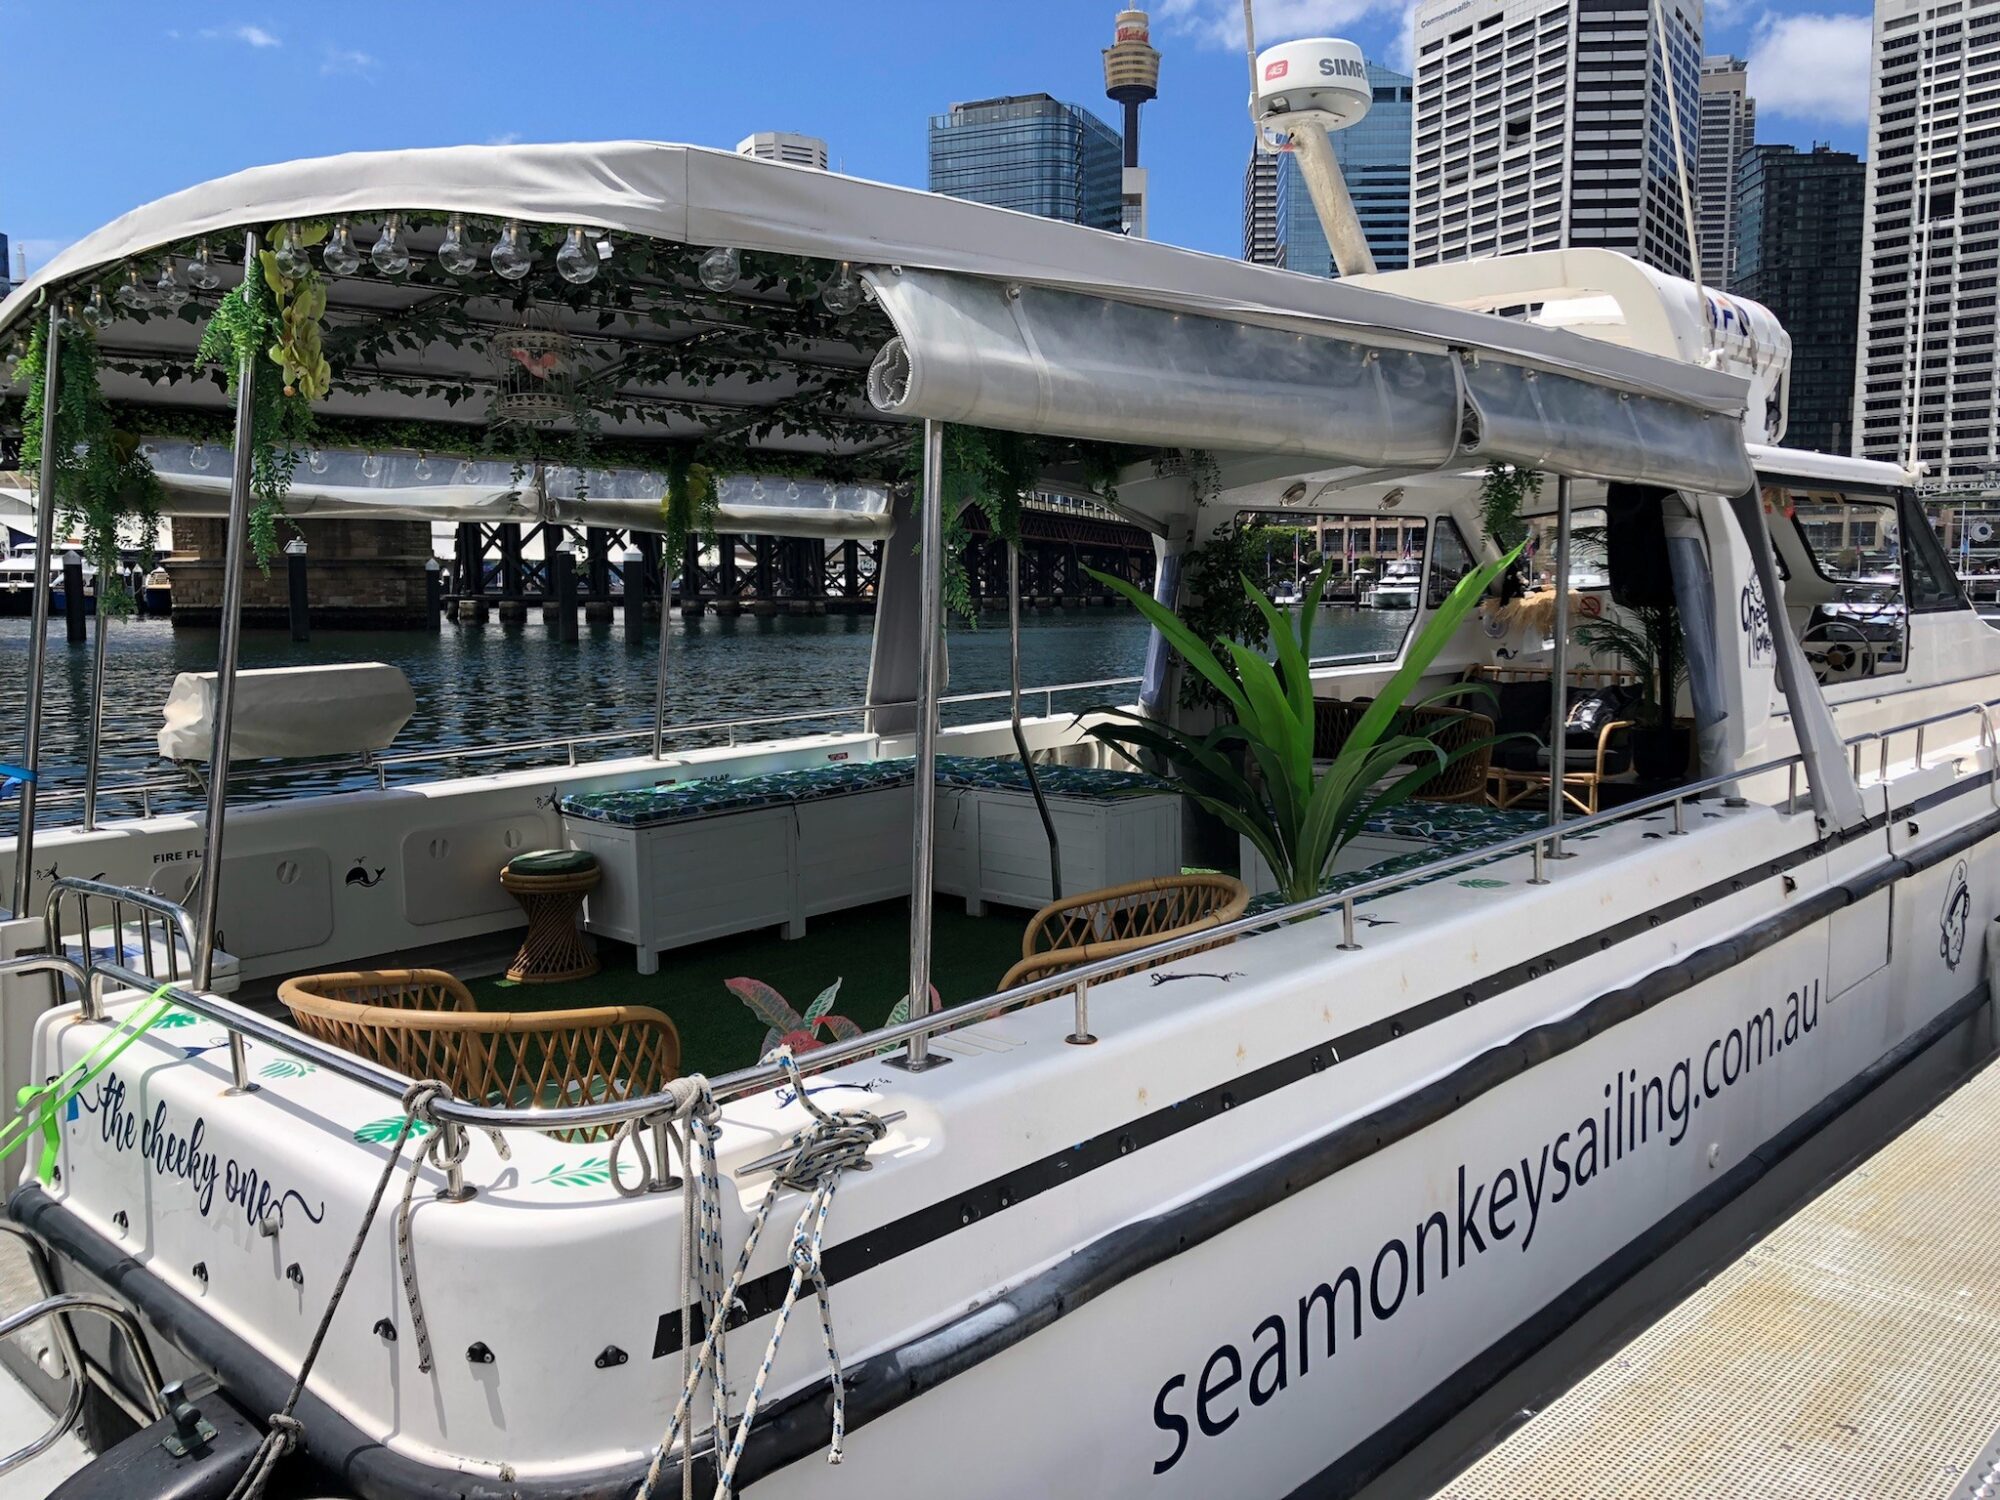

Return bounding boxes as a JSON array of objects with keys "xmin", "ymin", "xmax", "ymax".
[
  {"xmin": 195, "ymin": 230, "xmax": 261, "ymax": 1095},
  {"xmin": 82, "ymin": 578, "xmax": 112, "ymax": 833},
  {"xmin": 1529, "ymin": 836, "xmax": 1548, "ymax": 885},
  {"xmin": 897, "ymin": 420, "xmax": 951, "ymax": 1072},
  {"xmin": 1671, "ymin": 795, "xmax": 1687, "ymax": 835},
  {"xmin": 1338, "ymin": 897, "xmax": 1360, "ymax": 950},
  {"xmin": 1546, "ymin": 476, "xmax": 1574, "ymax": 860},
  {"xmin": 1067, "ymin": 977, "xmax": 1096, "ymax": 1045},
  {"xmin": 12, "ymin": 304, "xmax": 64, "ymax": 919}
]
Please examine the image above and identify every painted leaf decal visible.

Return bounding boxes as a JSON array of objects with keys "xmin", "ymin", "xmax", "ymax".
[
  {"xmin": 353, "ymin": 1116, "xmax": 431, "ymax": 1144},
  {"xmin": 725, "ymin": 977, "xmax": 805, "ymax": 1037},
  {"xmin": 154, "ymin": 1010, "xmax": 199, "ymax": 1029},
  {"xmin": 259, "ymin": 1058, "xmax": 315, "ymax": 1080},
  {"xmin": 536, "ymin": 1156, "xmax": 613, "ymax": 1187},
  {"xmin": 1458, "ymin": 877, "xmax": 1509, "ymax": 889},
  {"xmin": 801, "ymin": 979, "xmax": 844, "ymax": 1026}
]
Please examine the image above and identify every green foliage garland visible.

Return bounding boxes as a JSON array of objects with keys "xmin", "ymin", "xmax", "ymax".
[
  {"xmin": 659, "ymin": 447, "xmax": 719, "ymax": 564},
  {"xmin": 1174, "ymin": 521, "xmax": 1275, "ymax": 711},
  {"xmin": 17, "ymin": 317, "xmax": 162, "ymax": 615},
  {"xmin": 194, "ymin": 260, "xmax": 322, "ymax": 567},
  {"xmin": 1477, "ymin": 462, "xmax": 1542, "ymax": 550}
]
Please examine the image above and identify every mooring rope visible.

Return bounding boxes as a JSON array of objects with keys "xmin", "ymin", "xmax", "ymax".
[
  {"xmin": 635, "ymin": 1048, "xmax": 887, "ymax": 1500},
  {"xmin": 227, "ymin": 1078, "xmax": 495, "ymax": 1500}
]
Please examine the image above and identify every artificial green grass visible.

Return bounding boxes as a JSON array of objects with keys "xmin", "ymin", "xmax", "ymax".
[{"xmin": 467, "ymin": 898, "xmax": 1031, "ymax": 1076}]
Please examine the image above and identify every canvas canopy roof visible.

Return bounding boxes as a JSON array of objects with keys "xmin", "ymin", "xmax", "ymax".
[{"xmin": 0, "ymin": 140, "xmax": 1759, "ymax": 510}]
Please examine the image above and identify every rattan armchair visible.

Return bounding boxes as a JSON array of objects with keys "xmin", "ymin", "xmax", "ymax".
[
  {"xmin": 1311, "ymin": 698, "xmax": 1496, "ymax": 805},
  {"xmin": 277, "ymin": 969, "xmax": 680, "ymax": 1142},
  {"xmin": 998, "ymin": 874, "xmax": 1251, "ymax": 992}
]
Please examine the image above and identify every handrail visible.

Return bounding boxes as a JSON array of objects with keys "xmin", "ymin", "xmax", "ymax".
[
  {"xmin": 35, "ymin": 691, "xmax": 2000, "ymax": 1138},
  {"xmin": 0, "ymin": 1287, "xmax": 166, "ymax": 1477},
  {"xmin": 16, "ymin": 674, "xmax": 1150, "ymax": 812}
]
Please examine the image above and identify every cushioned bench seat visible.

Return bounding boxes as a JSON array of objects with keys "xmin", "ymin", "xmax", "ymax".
[
  {"xmin": 559, "ymin": 755, "xmax": 1161, "ymax": 829},
  {"xmin": 1244, "ymin": 803, "xmax": 1548, "ymax": 917}
]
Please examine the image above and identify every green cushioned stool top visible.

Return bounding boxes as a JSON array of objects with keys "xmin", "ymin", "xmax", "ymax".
[{"xmin": 505, "ymin": 847, "xmax": 599, "ymax": 877}]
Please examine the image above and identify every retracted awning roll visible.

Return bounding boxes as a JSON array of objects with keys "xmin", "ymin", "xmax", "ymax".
[{"xmin": 865, "ymin": 269, "xmax": 1758, "ymax": 497}]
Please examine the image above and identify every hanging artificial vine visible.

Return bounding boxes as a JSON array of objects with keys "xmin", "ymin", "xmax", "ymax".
[
  {"xmin": 1477, "ymin": 462, "xmax": 1542, "ymax": 550},
  {"xmin": 659, "ymin": 446, "xmax": 719, "ymax": 564},
  {"xmin": 17, "ymin": 315, "xmax": 163, "ymax": 615},
  {"xmin": 194, "ymin": 242, "xmax": 327, "ymax": 566}
]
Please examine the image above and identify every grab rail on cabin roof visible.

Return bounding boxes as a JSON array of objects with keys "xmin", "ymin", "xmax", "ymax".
[{"xmin": 21, "ymin": 690, "xmax": 2000, "ymax": 1135}]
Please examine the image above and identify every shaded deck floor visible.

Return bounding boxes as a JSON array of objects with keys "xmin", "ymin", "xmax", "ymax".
[
  {"xmin": 469, "ymin": 898, "xmax": 1033, "ymax": 1078},
  {"xmin": 1435, "ymin": 1037, "xmax": 2000, "ymax": 1499}
]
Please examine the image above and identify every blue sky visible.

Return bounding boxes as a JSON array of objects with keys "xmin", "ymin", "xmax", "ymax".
[{"xmin": 0, "ymin": 0, "xmax": 1873, "ymax": 276}]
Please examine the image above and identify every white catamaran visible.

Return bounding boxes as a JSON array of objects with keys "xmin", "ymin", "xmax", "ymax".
[{"xmin": 2, "ymin": 131, "xmax": 1998, "ymax": 1500}]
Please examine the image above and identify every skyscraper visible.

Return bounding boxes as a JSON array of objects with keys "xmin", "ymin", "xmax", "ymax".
[
  {"xmin": 0, "ymin": 232, "xmax": 11, "ymax": 299},
  {"xmin": 927, "ymin": 94, "xmax": 1125, "ymax": 231},
  {"xmin": 1853, "ymin": 0, "xmax": 2000, "ymax": 478},
  {"xmin": 735, "ymin": 133, "xmax": 830, "ymax": 169},
  {"xmin": 1243, "ymin": 152, "xmax": 1281, "ymax": 264},
  {"xmin": 1410, "ymin": 0, "xmax": 1704, "ymax": 277},
  {"xmin": 1272, "ymin": 63, "xmax": 1414, "ymax": 276},
  {"xmin": 1733, "ymin": 144, "xmax": 1864, "ymax": 454},
  {"xmin": 1697, "ymin": 57, "xmax": 1755, "ymax": 287}
]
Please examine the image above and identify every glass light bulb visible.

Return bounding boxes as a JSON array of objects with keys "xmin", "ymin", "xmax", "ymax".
[
  {"xmin": 361, "ymin": 451, "xmax": 383, "ymax": 480},
  {"xmin": 80, "ymin": 288, "xmax": 109, "ymax": 331},
  {"xmin": 786, "ymin": 481, "xmax": 801, "ymax": 501},
  {"xmin": 186, "ymin": 241, "xmax": 222, "ymax": 291},
  {"xmin": 370, "ymin": 215, "xmax": 410, "ymax": 276},
  {"xmin": 413, "ymin": 454, "xmax": 434, "ymax": 482},
  {"xmin": 455, "ymin": 460, "xmax": 478, "ymax": 484},
  {"xmin": 306, "ymin": 448, "xmax": 329, "ymax": 474},
  {"xmin": 820, "ymin": 265, "xmax": 864, "ymax": 316},
  {"xmin": 556, "ymin": 226, "xmax": 598, "ymax": 286},
  {"xmin": 698, "ymin": 245, "xmax": 741, "ymax": 292},
  {"xmin": 154, "ymin": 262, "xmax": 189, "ymax": 311},
  {"xmin": 437, "ymin": 215, "xmax": 478, "ymax": 277},
  {"xmin": 490, "ymin": 221, "xmax": 532, "ymax": 281},
  {"xmin": 273, "ymin": 226, "xmax": 311, "ymax": 279},
  {"xmin": 322, "ymin": 219, "xmax": 362, "ymax": 276},
  {"xmin": 114, "ymin": 268, "xmax": 155, "ymax": 311},
  {"xmin": 188, "ymin": 442, "xmax": 211, "ymax": 471},
  {"xmin": 751, "ymin": 479, "xmax": 767, "ymax": 502}
]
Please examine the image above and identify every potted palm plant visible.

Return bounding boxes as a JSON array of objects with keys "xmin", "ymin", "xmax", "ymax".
[
  {"xmin": 1082, "ymin": 548, "xmax": 1519, "ymax": 906},
  {"xmin": 1574, "ymin": 601, "xmax": 1690, "ymax": 780}
]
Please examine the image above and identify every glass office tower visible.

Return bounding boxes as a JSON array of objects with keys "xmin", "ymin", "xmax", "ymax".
[{"xmin": 928, "ymin": 93, "xmax": 1125, "ymax": 231}]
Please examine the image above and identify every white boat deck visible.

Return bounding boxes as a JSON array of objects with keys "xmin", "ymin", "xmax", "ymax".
[{"xmin": 1436, "ymin": 1036, "xmax": 2000, "ymax": 1499}]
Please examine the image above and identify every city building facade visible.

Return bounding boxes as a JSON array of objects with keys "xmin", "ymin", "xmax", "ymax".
[
  {"xmin": 1411, "ymin": 0, "xmax": 1704, "ymax": 277},
  {"xmin": 927, "ymin": 94, "xmax": 1124, "ymax": 231},
  {"xmin": 1243, "ymin": 151, "xmax": 1281, "ymax": 264},
  {"xmin": 735, "ymin": 132, "xmax": 830, "ymax": 169},
  {"xmin": 1273, "ymin": 62, "xmax": 1414, "ymax": 276},
  {"xmin": 1697, "ymin": 56, "xmax": 1755, "ymax": 286},
  {"xmin": 1733, "ymin": 144, "xmax": 1865, "ymax": 453},
  {"xmin": 1853, "ymin": 0, "xmax": 2000, "ymax": 478}
]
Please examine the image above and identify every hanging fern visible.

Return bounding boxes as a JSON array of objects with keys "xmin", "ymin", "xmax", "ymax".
[
  {"xmin": 18, "ymin": 316, "xmax": 162, "ymax": 615},
  {"xmin": 194, "ymin": 251, "xmax": 323, "ymax": 568},
  {"xmin": 1477, "ymin": 462, "xmax": 1542, "ymax": 550},
  {"xmin": 659, "ymin": 446, "xmax": 719, "ymax": 566}
]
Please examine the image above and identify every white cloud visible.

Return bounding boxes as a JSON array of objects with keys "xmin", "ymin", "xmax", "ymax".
[
  {"xmin": 1746, "ymin": 12, "xmax": 1872, "ymax": 127},
  {"xmin": 199, "ymin": 23, "xmax": 280, "ymax": 47},
  {"xmin": 321, "ymin": 45, "xmax": 377, "ymax": 75},
  {"xmin": 486, "ymin": 132, "xmax": 524, "ymax": 147},
  {"xmin": 1156, "ymin": 0, "xmax": 1399, "ymax": 50}
]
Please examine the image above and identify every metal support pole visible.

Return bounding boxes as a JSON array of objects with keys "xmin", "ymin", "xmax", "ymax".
[
  {"xmin": 650, "ymin": 552, "xmax": 671, "ymax": 760},
  {"xmin": 13, "ymin": 304, "xmax": 64, "ymax": 918},
  {"xmin": 1547, "ymin": 477, "xmax": 1574, "ymax": 859},
  {"xmin": 83, "ymin": 594, "xmax": 110, "ymax": 833},
  {"xmin": 284, "ymin": 538, "xmax": 309, "ymax": 643},
  {"xmin": 897, "ymin": 421, "xmax": 950, "ymax": 1072},
  {"xmin": 61, "ymin": 551, "xmax": 86, "ymax": 645},
  {"xmin": 196, "ymin": 234, "xmax": 260, "ymax": 1099},
  {"xmin": 1287, "ymin": 125, "xmax": 1379, "ymax": 277}
]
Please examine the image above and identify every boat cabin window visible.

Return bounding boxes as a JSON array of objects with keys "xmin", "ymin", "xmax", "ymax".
[
  {"xmin": 1766, "ymin": 487, "xmax": 1907, "ymax": 684},
  {"xmin": 1905, "ymin": 494, "xmax": 1974, "ymax": 613},
  {"xmin": 1426, "ymin": 517, "xmax": 1478, "ymax": 609},
  {"xmin": 1235, "ymin": 510, "xmax": 1431, "ymax": 662}
]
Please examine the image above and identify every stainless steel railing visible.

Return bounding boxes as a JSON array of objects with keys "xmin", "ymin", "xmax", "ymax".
[
  {"xmin": 17, "ymin": 690, "xmax": 2000, "ymax": 1146},
  {"xmin": 18, "ymin": 675, "xmax": 1151, "ymax": 814}
]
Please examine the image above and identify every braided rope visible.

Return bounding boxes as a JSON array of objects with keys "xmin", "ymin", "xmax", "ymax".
[
  {"xmin": 226, "ymin": 1080, "xmax": 460, "ymax": 1500},
  {"xmin": 636, "ymin": 1049, "xmax": 885, "ymax": 1500}
]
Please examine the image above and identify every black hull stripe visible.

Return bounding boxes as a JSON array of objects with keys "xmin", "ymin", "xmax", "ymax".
[{"xmin": 17, "ymin": 787, "xmax": 2000, "ymax": 1497}]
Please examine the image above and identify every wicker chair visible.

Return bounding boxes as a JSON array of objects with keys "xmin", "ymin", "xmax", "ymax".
[
  {"xmin": 277, "ymin": 969, "xmax": 680, "ymax": 1143},
  {"xmin": 1311, "ymin": 698, "xmax": 1496, "ymax": 805},
  {"xmin": 998, "ymin": 874, "xmax": 1251, "ymax": 992}
]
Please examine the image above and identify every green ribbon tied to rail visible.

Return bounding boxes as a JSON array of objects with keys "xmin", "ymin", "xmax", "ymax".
[{"xmin": 0, "ymin": 984, "xmax": 177, "ymax": 1179}]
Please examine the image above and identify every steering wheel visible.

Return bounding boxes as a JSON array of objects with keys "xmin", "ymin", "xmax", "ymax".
[{"xmin": 1800, "ymin": 617, "xmax": 1878, "ymax": 685}]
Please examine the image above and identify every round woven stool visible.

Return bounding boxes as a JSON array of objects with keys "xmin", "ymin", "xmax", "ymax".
[{"xmin": 500, "ymin": 848, "xmax": 602, "ymax": 984}]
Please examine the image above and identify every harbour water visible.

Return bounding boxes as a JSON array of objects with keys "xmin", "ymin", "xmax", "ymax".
[{"xmin": 1, "ymin": 605, "xmax": 1415, "ymax": 825}]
